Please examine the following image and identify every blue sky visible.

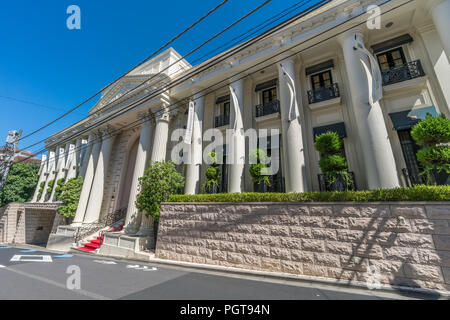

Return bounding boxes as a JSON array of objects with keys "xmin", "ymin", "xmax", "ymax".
[{"xmin": 0, "ymin": 0, "xmax": 321, "ymax": 156}]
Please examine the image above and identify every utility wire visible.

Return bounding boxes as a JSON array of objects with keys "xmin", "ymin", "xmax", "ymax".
[
  {"xmin": 18, "ymin": 0, "xmax": 231, "ymax": 142},
  {"xmin": 20, "ymin": 0, "xmax": 277, "ymax": 151},
  {"xmin": 21, "ymin": 0, "xmax": 330, "ymax": 156},
  {"xmin": 19, "ymin": 0, "xmax": 406, "ymax": 166},
  {"xmin": 21, "ymin": 0, "xmax": 414, "ymax": 166}
]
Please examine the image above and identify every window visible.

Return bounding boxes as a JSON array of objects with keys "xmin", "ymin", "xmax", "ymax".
[
  {"xmin": 222, "ymin": 102, "xmax": 230, "ymax": 117},
  {"xmin": 377, "ymin": 47, "xmax": 406, "ymax": 72},
  {"xmin": 397, "ymin": 129, "xmax": 426, "ymax": 186},
  {"xmin": 262, "ymin": 87, "xmax": 277, "ymax": 105},
  {"xmin": 311, "ymin": 70, "xmax": 332, "ymax": 91}
]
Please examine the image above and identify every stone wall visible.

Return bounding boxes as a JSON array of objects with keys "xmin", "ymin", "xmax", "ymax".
[
  {"xmin": 156, "ymin": 202, "xmax": 450, "ymax": 292},
  {"xmin": 0, "ymin": 203, "xmax": 60, "ymax": 245}
]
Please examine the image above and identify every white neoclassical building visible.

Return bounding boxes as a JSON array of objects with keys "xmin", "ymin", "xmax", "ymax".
[{"xmin": 33, "ymin": 0, "xmax": 450, "ymax": 251}]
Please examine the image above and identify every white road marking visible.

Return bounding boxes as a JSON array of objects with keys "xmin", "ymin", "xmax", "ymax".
[
  {"xmin": 2, "ymin": 266, "xmax": 110, "ymax": 300},
  {"xmin": 0, "ymin": 265, "xmax": 5, "ymax": 268},
  {"xmin": 10, "ymin": 255, "xmax": 53, "ymax": 262},
  {"xmin": 93, "ymin": 260, "xmax": 117, "ymax": 265},
  {"xmin": 127, "ymin": 264, "xmax": 157, "ymax": 271}
]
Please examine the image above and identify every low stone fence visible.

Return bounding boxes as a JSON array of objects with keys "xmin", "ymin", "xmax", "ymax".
[
  {"xmin": 155, "ymin": 202, "xmax": 450, "ymax": 292},
  {"xmin": 0, "ymin": 202, "xmax": 60, "ymax": 245}
]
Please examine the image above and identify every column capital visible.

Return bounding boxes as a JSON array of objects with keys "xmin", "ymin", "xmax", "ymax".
[
  {"xmin": 137, "ymin": 111, "xmax": 153, "ymax": 126},
  {"xmin": 98, "ymin": 126, "xmax": 114, "ymax": 139},
  {"xmin": 153, "ymin": 108, "xmax": 171, "ymax": 122},
  {"xmin": 336, "ymin": 27, "xmax": 364, "ymax": 46}
]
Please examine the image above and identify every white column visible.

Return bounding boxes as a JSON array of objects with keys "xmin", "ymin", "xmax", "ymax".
[
  {"xmin": 72, "ymin": 133, "xmax": 101, "ymax": 226},
  {"xmin": 277, "ymin": 59, "xmax": 307, "ymax": 192},
  {"xmin": 338, "ymin": 29, "xmax": 400, "ymax": 189},
  {"xmin": 228, "ymin": 78, "xmax": 245, "ymax": 193},
  {"xmin": 31, "ymin": 154, "xmax": 48, "ymax": 202},
  {"xmin": 185, "ymin": 94, "xmax": 204, "ymax": 195},
  {"xmin": 40, "ymin": 150, "xmax": 56, "ymax": 203},
  {"xmin": 151, "ymin": 109, "xmax": 170, "ymax": 162},
  {"xmin": 74, "ymin": 138, "xmax": 83, "ymax": 177},
  {"xmin": 49, "ymin": 146, "xmax": 67, "ymax": 202},
  {"xmin": 65, "ymin": 143, "xmax": 77, "ymax": 180},
  {"xmin": 124, "ymin": 113, "xmax": 153, "ymax": 234},
  {"xmin": 430, "ymin": 0, "xmax": 450, "ymax": 62},
  {"xmin": 83, "ymin": 128, "xmax": 115, "ymax": 224},
  {"xmin": 78, "ymin": 136, "xmax": 93, "ymax": 178}
]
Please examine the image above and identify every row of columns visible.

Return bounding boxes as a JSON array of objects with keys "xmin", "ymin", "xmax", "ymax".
[
  {"xmin": 72, "ymin": 128, "xmax": 115, "ymax": 226},
  {"xmin": 32, "ymin": 138, "xmax": 88, "ymax": 203},
  {"xmin": 180, "ymin": 30, "xmax": 404, "ymax": 194}
]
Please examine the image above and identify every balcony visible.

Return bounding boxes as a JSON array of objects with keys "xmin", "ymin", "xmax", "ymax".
[
  {"xmin": 381, "ymin": 60, "xmax": 425, "ymax": 86},
  {"xmin": 214, "ymin": 115, "xmax": 230, "ymax": 128},
  {"xmin": 308, "ymin": 83, "xmax": 340, "ymax": 105},
  {"xmin": 255, "ymin": 100, "xmax": 280, "ymax": 118}
]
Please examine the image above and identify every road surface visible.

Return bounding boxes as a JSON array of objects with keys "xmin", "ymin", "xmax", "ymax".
[{"xmin": 0, "ymin": 245, "xmax": 440, "ymax": 300}]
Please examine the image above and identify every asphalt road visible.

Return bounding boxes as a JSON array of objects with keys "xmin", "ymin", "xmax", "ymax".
[{"xmin": 0, "ymin": 245, "xmax": 441, "ymax": 300}]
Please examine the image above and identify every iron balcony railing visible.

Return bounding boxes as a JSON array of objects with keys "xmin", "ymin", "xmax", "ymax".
[
  {"xmin": 255, "ymin": 100, "xmax": 280, "ymax": 118},
  {"xmin": 381, "ymin": 60, "xmax": 425, "ymax": 86},
  {"xmin": 214, "ymin": 115, "xmax": 230, "ymax": 128},
  {"xmin": 318, "ymin": 172, "xmax": 356, "ymax": 192},
  {"xmin": 308, "ymin": 83, "xmax": 340, "ymax": 104}
]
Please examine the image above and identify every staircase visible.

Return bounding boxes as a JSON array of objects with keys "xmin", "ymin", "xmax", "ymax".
[{"xmin": 77, "ymin": 223, "xmax": 124, "ymax": 252}]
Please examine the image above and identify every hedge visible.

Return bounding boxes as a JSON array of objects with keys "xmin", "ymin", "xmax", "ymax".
[{"xmin": 168, "ymin": 185, "xmax": 450, "ymax": 203}]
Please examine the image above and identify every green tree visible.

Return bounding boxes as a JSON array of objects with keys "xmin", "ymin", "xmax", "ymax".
[
  {"xmin": 136, "ymin": 161, "xmax": 185, "ymax": 222},
  {"xmin": 0, "ymin": 163, "xmax": 39, "ymax": 207},
  {"xmin": 57, "ymin": 177, "xmax": 83, "ymax": 220}
]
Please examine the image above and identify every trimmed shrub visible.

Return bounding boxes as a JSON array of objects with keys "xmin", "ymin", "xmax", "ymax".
[
  {"xmin": 319, "ymin": 154, "xmax": 348, "ymax": 173},
  {"xmin": 411, "ymin": 115, "xmax": 450, "ymax": 146},
  {"xmin": 203, "ymin": 152, "xmax": 221, "ymax": 193},
  {"xmin": 168, "ymin": 185, "xmax": 450, "ymax": 203},
  {"xmin": 315, "ymin": 132, "xmax": 342, "ymax": 155}
]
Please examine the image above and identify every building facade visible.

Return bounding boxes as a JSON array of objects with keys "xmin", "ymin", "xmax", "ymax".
[{"xmin": 31, "ymin": 0, "xmax": 450, "ymax": 236}]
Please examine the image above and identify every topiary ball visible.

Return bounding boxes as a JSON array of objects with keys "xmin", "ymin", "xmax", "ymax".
[
  {"xmin": 411, "ymin": 115, "xmax": 450, "ymax": 146},
  {"xmin": 205, "ymin": 167, "xmax": 220, "ymax": 181},
  {"xmin": 319, "ymin": 155, "xmax": 348, "ymax": 173},
  {"xmin": 315, "ymin": 132, "xmax": 343, "ymax": 155},
  {"xmin": 416, "ymin": 146, "xmax": 450, "ymax": 166},
  {"xmin": 249, "ymin": 148, "xmax": 269, "ymax": 164}
]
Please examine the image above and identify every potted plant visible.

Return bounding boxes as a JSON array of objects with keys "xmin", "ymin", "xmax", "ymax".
[
  {"xmin": 411, "ymin": 114, "xmax": 450, "ymax": 185},
  {"xmin": 249, "ymin": 148, "xmax": 271, "ymax": 192},
  {"xmin": 315, "ymin": 132, "xmax": 353, "ymax": 191},
  {"xmin": 202, "ymin": 152, "xmax": 221, "ymax": 194}
]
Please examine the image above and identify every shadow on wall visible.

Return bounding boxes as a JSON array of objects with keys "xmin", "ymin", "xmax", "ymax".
[{"xmin": 155, "ymin": 203, "xmax": 449, "ymax": 296}]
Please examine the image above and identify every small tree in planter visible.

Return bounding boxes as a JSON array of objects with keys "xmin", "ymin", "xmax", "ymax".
[
  {"xmin": 202, "ymin": 152, "xmax": 221, "ymax": 193},
  {"xmin": 57, "ymin": 177, "xmax": 83, "ymax": 224},
  {"xmin": 315, "ymin": 132, "xmax": 352, "ymax": 191},
  {"xmin": 249, "ymin": 148, "xmax": 271, "ymax": 192},
  {"xmin": 411, "ymin": 115, "xmax": 450, "ymax": 185},
  {"xmin": 136, "ymin": 161, "xmax": 185, "ymax": 241},
  {"xmin": 46, "ymin": 180, "xmax": 55, "ymax": 200},
  {"xmin": 38, "ymin": 181, "xmax": 45, "ymax": 200},
  {"xmin": 54, "ymin": 178, "xmax": 66, "ymax": 201}
]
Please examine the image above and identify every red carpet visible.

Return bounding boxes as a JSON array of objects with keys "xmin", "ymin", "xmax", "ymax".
[{"xmin": 77, "ymin": 224, "xmax": 124, "ymax": 252}]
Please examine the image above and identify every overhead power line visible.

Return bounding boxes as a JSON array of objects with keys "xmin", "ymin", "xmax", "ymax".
[
  {"xmin": 18, "ymin": 0, "xmax": 406, "ymax": 166},
  {"xmin": 18, "ymin": 0, "xmax": 231, "ymax": 142},
  {"xmin": 20, "ymin": 0, "xmax": 277, "ymax": 151}
]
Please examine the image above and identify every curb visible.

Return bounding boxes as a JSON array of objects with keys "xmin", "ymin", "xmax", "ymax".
[{"xmin": 73, "ymin": 246, "xmax": 449, "ymax": 300}]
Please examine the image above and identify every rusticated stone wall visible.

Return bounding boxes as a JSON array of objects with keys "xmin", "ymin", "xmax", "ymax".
[{"xmin": 155, "ymin": 202, "xmax": 450, "ymax": 292}]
